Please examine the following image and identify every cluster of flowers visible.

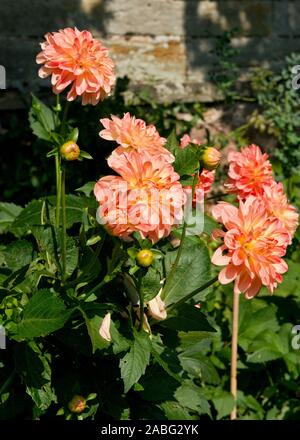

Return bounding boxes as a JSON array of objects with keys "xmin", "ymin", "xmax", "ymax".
[
  {"xmin": 93, "ymin": 114, "xmax": 216, "ymax": 243},
  {"xmin": 211, "ymin": 145, "xmax": 299, "ymax": 298},
  {"xmin": 36, "ymin": 27, "xmax": 218, "ymax": 244}
]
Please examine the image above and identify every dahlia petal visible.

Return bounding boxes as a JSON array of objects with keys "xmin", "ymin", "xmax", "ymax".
[{"xmin": 218, "ymin": 264, "xmax": 238, "ymax": 285}]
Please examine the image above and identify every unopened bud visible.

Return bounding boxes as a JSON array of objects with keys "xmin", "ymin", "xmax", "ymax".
[
  {"xmin": 60, "ymin": 141, "xmax": 80, "ymax": 161},
  {"xmin": 68, "ymin": 395, "xmax": 86, "ymax": 413},
  {"xmin": 136, "ymin": 249, "xmax": 154, "ymax": 267},
  {"xmin": 201, "ymin": 147, "xmax": 221, "ymax": 171}
]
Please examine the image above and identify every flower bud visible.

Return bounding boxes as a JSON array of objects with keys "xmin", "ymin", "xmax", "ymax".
[
  {"xmin": 201, "ymin": 147, "xmax": 221, "ymax": 171},
  {"xmin": 60, "ymin": 141, "xmax": 80, "ymax": 161},
  {"xmin": 68, "ymin": 395, "xmax": 86, "ymax": 413},
  {"xmin": 136, "ymin": 249, "xmax": 154, "ymax": 267}
]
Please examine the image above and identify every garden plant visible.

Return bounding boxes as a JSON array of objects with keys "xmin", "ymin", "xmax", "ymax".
[{"xmin": 0, "ymin": 27, "xmax": 299, "ymax": 421}]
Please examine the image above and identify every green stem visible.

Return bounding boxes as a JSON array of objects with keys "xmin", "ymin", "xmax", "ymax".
[
  {"xmin": 138, "ymin": 272, "xmax": 144, "ymax": 331},
  {"xmin": 61, "ymin": 101, "xmax": 70, "ymax": 137},
  {"xmin": 230, "ymin": 288, "xmax": 239, "ymax": 420},
  {"xmin": 55, "ymin": 154, "xmax": 62, "ymax": 229},
  {"xmin": 167, "ymin": 275, "xmax": 218, "ymax": 312},
  {"xmin": 162, "ymin": 171, "xmax": 199, "ymax": 296},
  {"xmin": 61, "ymin": 166, "xmax": 67, "ymax": 281}
]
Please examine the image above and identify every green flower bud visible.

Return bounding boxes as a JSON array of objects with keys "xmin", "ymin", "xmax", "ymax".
[
  {"xmin": 60, "ymin": 141, "xmax": 80, "ymax": 161},
  {"xmin": 136, "ymin": 249, "xmax": 154, "ymax": 267}
]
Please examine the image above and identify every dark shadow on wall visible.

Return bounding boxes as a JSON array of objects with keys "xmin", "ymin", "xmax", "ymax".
[
  {"xmin": 183, "ymin": 0, "xmax": 297, "ymax": 87},
  {"xmin": 0, "ymin": 0, "xmax": 113, "ymax": 99}
]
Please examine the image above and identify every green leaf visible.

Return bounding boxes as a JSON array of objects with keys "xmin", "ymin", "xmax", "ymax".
[
  {"xmin": 29, "ymin": 95, "xmax": 58, "ymax": 141},
  {"xmin": 212, "ymin": 391, "xmax": 234, "ymax": 419},
  {"xmin": 165, "ymin": 131, "xmax": 179, "ymax": 155},
  {"xmin": 162, "ymin": 237, "xmax": 211, "ymax": 306},
  {"xmin": 80, "ymin": 150, "xmax": 93, "ymax": 160},
  {"xmin": 159, "ymin": 401, "xmax": 197, "ymax": 420},
  {"xmin": 175, "ymin": 381, "xmax": 211, "ymax": 415},
  {"xmin": 162, "ymin": 304, "xmax": 216, "ymax": 332},
  {"xmin": 150, "ymin": 339, "xmax": 182, "ymax": 383},
  {"xmin": 179, "ymin": 350, "xmax": 220, "ymax": 384},
  {"xmin": 140, "ymin": 267, "xmax": 162, "ymax": 302},
  {"xmin": 64, "ymin": 235, "xmax": 79, "ymax": 278},
  {"xmin": 173, "ymin": 145, "xmax": 200, "ymax": 176},
  {"xmin": 0, "ymin": 202, "xmax": 23, "ymax": 234},
  {"xmin": 14, "ymin": 342, "xmax": 56, "ymax": 410},
  {"xmin": 11, "ymin": 200, "xmax": 44, "ymax": 237},
  {"xmin": 79, "ymin": 305, "xmax": 112, "ymax": 353},
  {"xmin": 3, "ymin": 240, "xmax": 33, "ymax": 271},
  {"xmin": 76, "ymin": 182, "xmax": 95, "ymax": 197},
  {"xmin": 120, "ymin": 330, "xmax": 151, "ymax": 393},
  {"xmin": 11, "ymin": 195, "xmax": 96, "ymax": 237},
  {"xmin": 67, "ymin": 127, "xmax": 79, "ymax": 142},
  {"xmin": 10, "ymin": 289, "xmax": 71, "ymax": 340},
  {"xmin": 173, "ymin": 212, "xmax": 219, "ymax": 237},
  {"xmin": 238, "ymin": 299, "xmax": 279, "ymax": 351}
]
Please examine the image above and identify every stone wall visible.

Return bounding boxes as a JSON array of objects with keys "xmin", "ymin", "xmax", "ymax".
[{"xmin": 0, "ymin": 0, "xmax": 300, "ymax": 107}]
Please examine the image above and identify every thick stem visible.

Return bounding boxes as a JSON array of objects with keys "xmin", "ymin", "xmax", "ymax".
[
  {"xmin": 230, "ymin": 289, "xmax": 239, "ymax": 420},
  {"xmin": 61, "ymin": 167, "xmax": 67, "ymax": 281}
]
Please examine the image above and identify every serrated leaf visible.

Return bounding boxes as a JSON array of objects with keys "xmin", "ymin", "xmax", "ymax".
[
  {"xmin": 159, "ymin": 401, "xmax": 197, "ymax": 420},
  {"xmin": 140, "ymin": 267, "xmax": 162, "ymax": 302},
  {"xmin": 175, "ymin": 381, "xmax": 211, "ymax": 415},
  {"xmin": 162, "ymin": 303, "xmax": 216, "ymax": 332},
  {"xmin": 173, "ymin": 145, "xmax": 200, "ymax": 176},
  {"xmin": 165, "ymin": 131, "xmax": 179, "ymax": 155},
  {"xmin": 212, "ymin": 391, "xmax": 234, "ymax": 419},
  {"xmin": 3, "ymin": 240, "xmax": 33, "ymax": 271},
  {"xmin": 162, "ymin": 237, "xmax": 211, "ymax": 306},
  {"xmin": 120, "ymin": 330, "xmax": 151, "ymax": 393},
  {"xmin": 29, "ymin": 95, "xmax": 58, "ymax": 141},
  {"xmin": 14, "ymin": 342, "xmax": 56, "ymax": 410},
  {"xmin": 179, "ymin": 349, "xmax": 220, "ymax": 384},
  {"xmin": 150, "ymin": 340, "xmax": 182, "ymax": 383},
  {"xmin": 11, "ymin": 195, "xmax": 96, "ymax": 237},
  {"xmin": 10, "ymin": 289, "xmax": 71, "ymax": 340},
  {"xmin": 0, "ymin": 202, "xmax": 23, "ymax": 234}
]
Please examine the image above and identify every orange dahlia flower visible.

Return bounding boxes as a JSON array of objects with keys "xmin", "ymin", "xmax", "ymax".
[
  {"xmin": 36, "ymin": 27, "xmax": 115, "ymax": 105},
  {"xmin": 100, "ymin": 113, "xmax": 173, "ymax": 162},
  {"xmin": 225, "ymin": 144, "xmax": 274, "ymax": 198},
  {"xmin": 211, "ymin": 197, "xmax": 290, "ymax": 298},
  {"xmin": 94, "ymin": 150, "xmax": 185, "ymax": 243},
  {"xmin": 261, "ymin": 182, "xmax": 299, "ymax": 243}
]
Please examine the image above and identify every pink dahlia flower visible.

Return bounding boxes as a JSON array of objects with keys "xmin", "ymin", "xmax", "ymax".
[
  {"xmin": 94, "ymin": 151, "xmax": 185, "ymax": 243},
  {"xmin": 180, "ymin": 134, "xmax": 201, "ymax": 149},
  {"xmin": 225, "ymin": 144, "xmax": 274, "ymax": 198},
  {"xmin": 211, "ymin": 197, "xmax": 290, "ymax": 298},
  {"xmin": 36, "ymin": 27, "xmax": 115, "ymax": 105},
  {"xmin": 100, "ymin": 113, "xmax": 173, "ymax": 162},
  {"xmin": 261, "ymin": 182, "xmax": 299, "ymax": 243}
]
